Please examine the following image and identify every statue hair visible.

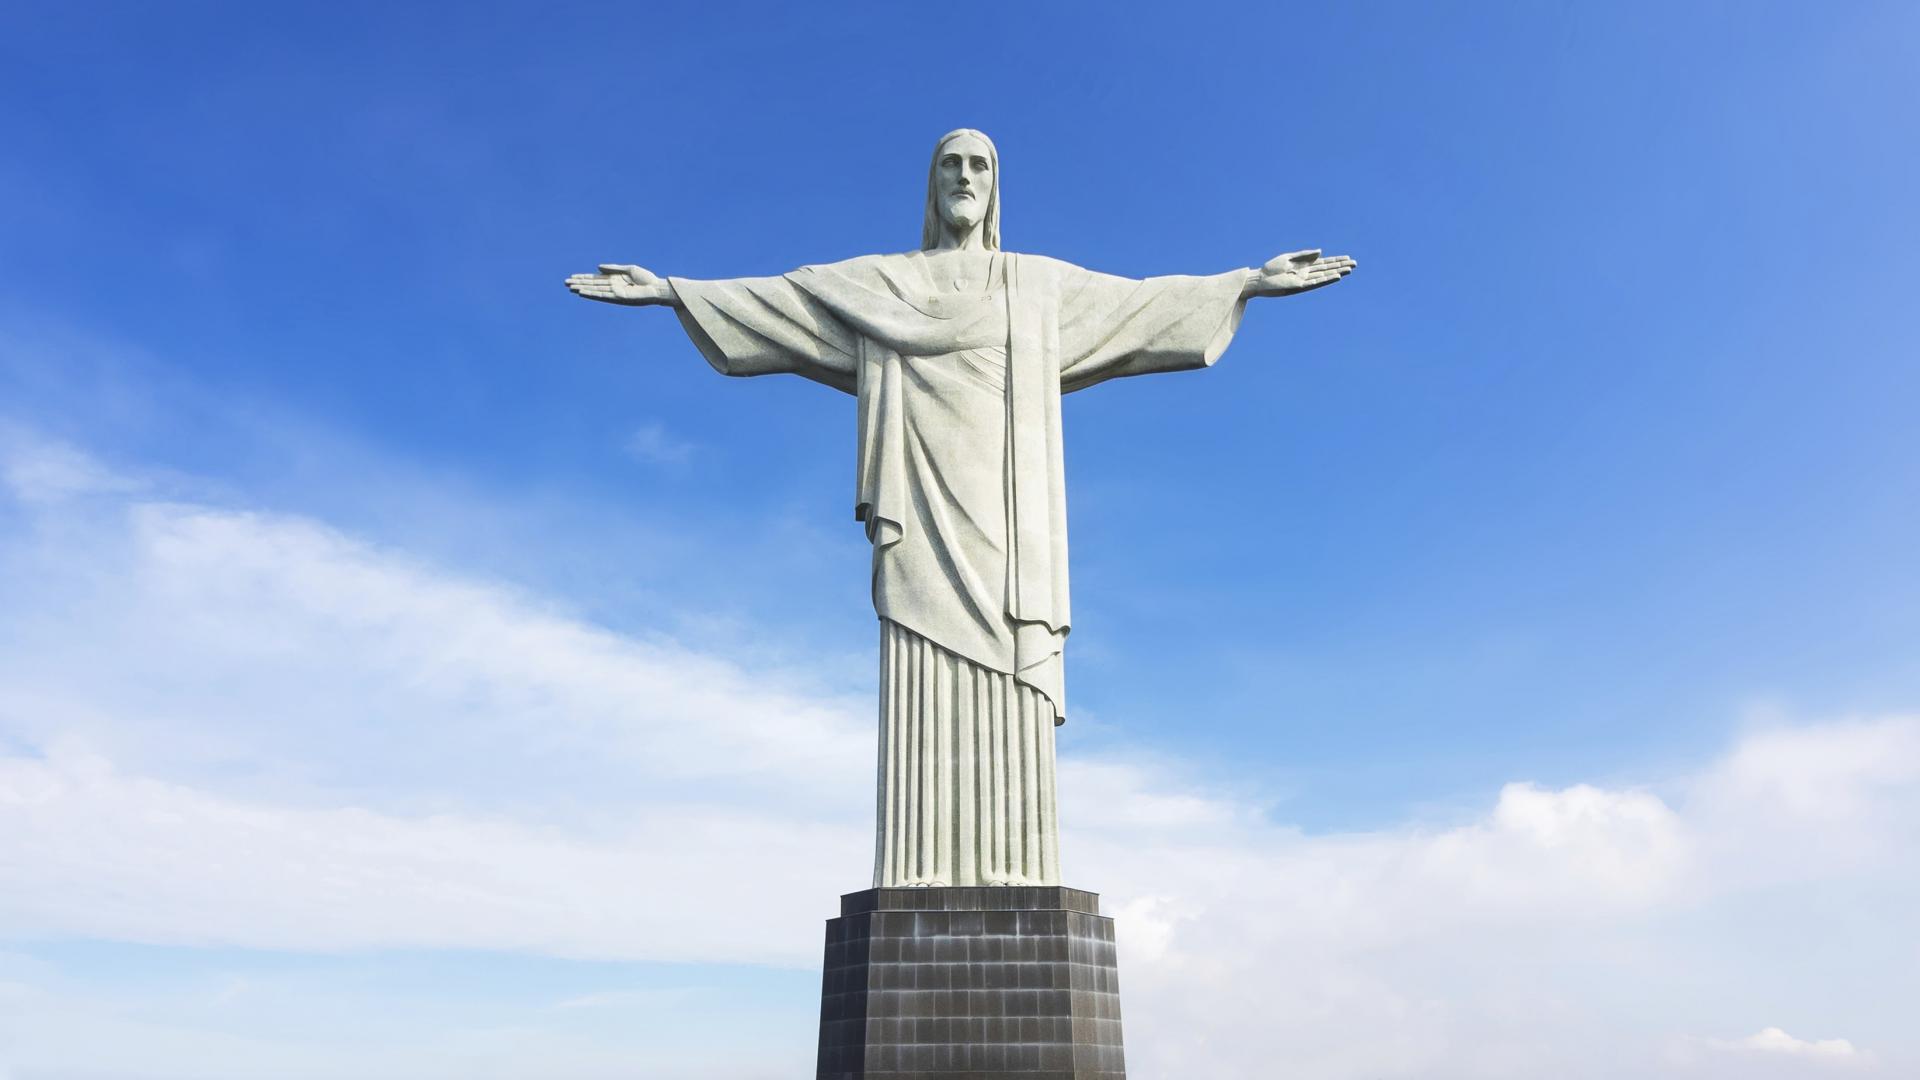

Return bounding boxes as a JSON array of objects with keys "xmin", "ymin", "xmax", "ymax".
[{"xmin": 921, "ymin": 128, "xmax": 1001, "ymax": 252}]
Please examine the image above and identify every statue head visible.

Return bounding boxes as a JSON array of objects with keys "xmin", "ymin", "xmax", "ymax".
[{"xmin": 922, "ymin": 128, "xmax": 1000, "ymax": 251}]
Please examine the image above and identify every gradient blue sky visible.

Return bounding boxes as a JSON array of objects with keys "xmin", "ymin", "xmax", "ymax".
[{"xmin": 2, "ymin": 4, "xmax": 1917, "ymax": 1078}]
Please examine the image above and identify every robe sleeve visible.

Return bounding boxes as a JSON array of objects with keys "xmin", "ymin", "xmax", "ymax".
[
  {"xmin": 1053, "ymin": 265, "xmax": 1251, "ymax": 394},
  {"xmin": 667, "ymin": 273, "xmax": 860, "ymax": 395}
]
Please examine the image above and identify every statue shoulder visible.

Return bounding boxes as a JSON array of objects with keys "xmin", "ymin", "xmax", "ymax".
[
  {"xmin": 1005, "ymin": 252, "xmax": 1084, "ymax": 278},
  {"xmin": 791, "ymin": 251, "xmax": 919, "ymax": 279}
]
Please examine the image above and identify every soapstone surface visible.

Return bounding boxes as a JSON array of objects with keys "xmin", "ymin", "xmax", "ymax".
[{"xmin": 564, "ymin": 129, "xmax": 1353, "ymax": 886}]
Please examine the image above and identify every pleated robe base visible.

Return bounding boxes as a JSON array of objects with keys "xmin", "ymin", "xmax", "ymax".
[
  {"xmin": 876, "ymin": 621, "xmax": 1062, "ymax": 888},
  {"xmin": 817, "ymin": 886, "xmax": 1125, "ymax": 1080}
]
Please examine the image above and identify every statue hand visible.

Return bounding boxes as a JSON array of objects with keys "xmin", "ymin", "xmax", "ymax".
[
  {"xmin": 1247, "ymin": 249, "xmax": 1356, "ymax": 298},
  {"xmin": 565, "ymin": 263, "xmax": 675, "ymax": 306}
]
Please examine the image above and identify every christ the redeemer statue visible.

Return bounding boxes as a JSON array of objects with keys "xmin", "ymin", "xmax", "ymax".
[{"xmin": 566, "ymin": 128, "xmax": 1354, "ymax": 890}]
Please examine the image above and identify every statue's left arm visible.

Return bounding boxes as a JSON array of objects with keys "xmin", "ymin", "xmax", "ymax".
[{"xmin": 1056, "ymin": 249, "xmax": 1355, "ymax": 394}]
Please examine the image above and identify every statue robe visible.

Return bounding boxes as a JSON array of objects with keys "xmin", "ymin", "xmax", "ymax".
[{"xmin": 669, "ymin": 251, "xmax": 1248, "ymax": 883}]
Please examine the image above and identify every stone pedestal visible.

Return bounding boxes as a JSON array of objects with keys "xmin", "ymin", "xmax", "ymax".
[{"xmin": 816, "ymin": 886, "xmax": 1125, "ymax": 1080}]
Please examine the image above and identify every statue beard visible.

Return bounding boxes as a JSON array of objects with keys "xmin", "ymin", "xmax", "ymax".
[{"xmin": 942, "ymin": 194, "xmax": 984, "ymax": 233}]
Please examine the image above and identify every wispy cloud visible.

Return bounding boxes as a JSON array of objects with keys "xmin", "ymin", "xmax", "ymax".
[
  {"xmin": 622, "ymin": 421, "xmax": 695, "ymax": 467},
  {"xmin": 0, "ymin": 746, "xmax": 857, "ymax": 964},
  {"xmin": 0, "ymin": 427, "xmax": 143, "ymax": 503},
  {"xmin": 549, "ymin": 987, "xmax": 699, "ymax": 1011}
]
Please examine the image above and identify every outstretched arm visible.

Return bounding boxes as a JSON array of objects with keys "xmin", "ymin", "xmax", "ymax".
[
  {"xmin": 565, "ymin": 260, "xmax": 859, "ymax": 394},
  {"xmin": 565, "ymin": 264, "xmax": 679, "ymax": 307},
  {"xmin": 1053, "ymin": 248, "xmax": 1355, "ymax": 393},
  {"xmin": 1240, "ymin": 249, "xmax": 1356, "ymax": 299}
]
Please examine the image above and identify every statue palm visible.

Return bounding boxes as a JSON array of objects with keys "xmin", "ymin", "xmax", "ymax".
[
  {"xmin": 1247, "ymin": 249, "xmax": 1356, "ymax": 297},
  {"xmin": 566, "ymin": 264, "xmax": 674, "ymax": 305}
]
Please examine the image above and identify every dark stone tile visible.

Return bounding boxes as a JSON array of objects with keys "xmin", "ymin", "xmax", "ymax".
[{"xmin": 816, "ymin": 885, "xmax": 1127, "ymax": 1078}]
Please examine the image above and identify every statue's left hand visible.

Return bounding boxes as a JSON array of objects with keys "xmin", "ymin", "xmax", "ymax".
[
  {"xmin": 1246, "ymin": 250, "xmax": 1357, "ymax": 298},
  {"xmin": 565, "ymin": 264, "xmax": 677, "ymax": 306}
]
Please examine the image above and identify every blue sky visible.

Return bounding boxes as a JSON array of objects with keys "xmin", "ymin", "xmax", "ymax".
[{"xmin": 2, "ymin": 4, "xmax": 1917, "ymax": 1078}]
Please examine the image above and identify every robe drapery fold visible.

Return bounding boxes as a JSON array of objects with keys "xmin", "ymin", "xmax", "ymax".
[{"xmin": 671, "ymin": 252, "xmax": 1248, "ymax": 723}]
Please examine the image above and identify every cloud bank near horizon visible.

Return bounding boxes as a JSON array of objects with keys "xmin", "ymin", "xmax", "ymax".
[{"xmin": 0, "ymin": 432, "xmax": 1913, "ymax": 1079}]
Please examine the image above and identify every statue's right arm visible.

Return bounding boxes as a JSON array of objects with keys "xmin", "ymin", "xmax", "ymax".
[
  {"xmin": 565, "ymin": 264, "xmax": 679, "ymax": 307},
  {"xmin": 570, "ymin": 261, "xmax": 858, "ymax": 394}
]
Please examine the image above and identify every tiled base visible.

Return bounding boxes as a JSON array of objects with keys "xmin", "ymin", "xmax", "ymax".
[{"xmin": 817, "ymin": 887, "xmax": 1125, "ymax": 1079}]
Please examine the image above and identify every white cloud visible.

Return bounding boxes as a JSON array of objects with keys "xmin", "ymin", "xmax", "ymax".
[
  {"xmin": 0, "ymin": 443, "xmax": 873, "ymax": 817},
  {"xmin": 0, "ymin": 746, "xmax": 855, "ymax": 965},
  {"xmin": 0, "ymin": 425, "xmax": 142, "ymax": 503},
  {"xmin": 1055, "ymin": 721, "xmax": 1917, "ymax": 1079},
  {"xmin": 0, "ymin": 434, "xmax": 874, "ymax": 964},
  {"xmin": 1721, "ymin": 1026, "xmax": 1867, "ymax": 1060},
  {"xmin": 1664, "ymin": 1027, "xmax": 1878, "ymax": 1076},
  {"xmin": 0, "ymin": 432, "xmax": 1914, "ymax": 1079},
  {"xmin": 622, "ymin": 421, "xmax": 695, "ymax": 466}
]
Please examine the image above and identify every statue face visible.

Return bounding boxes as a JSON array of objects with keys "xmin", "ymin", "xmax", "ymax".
[{"xmin": 936, "ymin": 133, "xmax": 994, "ymax": 234}]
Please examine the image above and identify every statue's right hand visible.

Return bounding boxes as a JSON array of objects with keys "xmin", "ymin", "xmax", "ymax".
[{"xmin": 565, "ymin": 263, "xmax": 674, "ymax": 306}]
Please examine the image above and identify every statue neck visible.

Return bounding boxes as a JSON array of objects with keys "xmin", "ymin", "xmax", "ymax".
[{"xmin": 934, "ymin": 219, "xmax": 990, "ymax": 252}]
